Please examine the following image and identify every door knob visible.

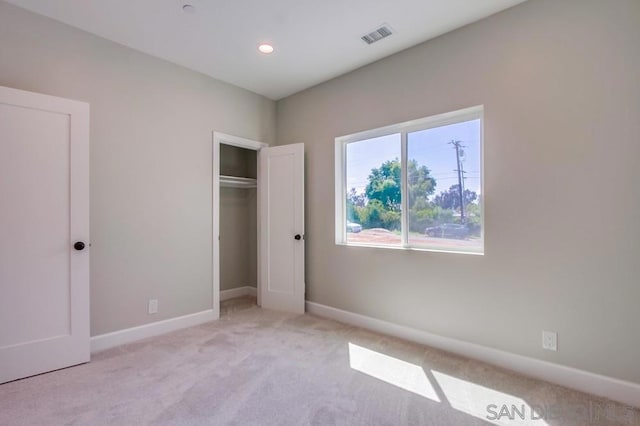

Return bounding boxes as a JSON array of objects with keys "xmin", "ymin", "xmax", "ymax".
[
  {"xmin": 74, "ymin": 241, "xmax": 85, "ymax": 251},
  {"xmin": 294, "ymin": 234, "xmax": 302, "ymax": 240}
]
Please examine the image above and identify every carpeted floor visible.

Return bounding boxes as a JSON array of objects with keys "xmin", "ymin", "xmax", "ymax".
[{"xmin": 0, "ymin": 296, "xmax": 638, "ymax": 425}]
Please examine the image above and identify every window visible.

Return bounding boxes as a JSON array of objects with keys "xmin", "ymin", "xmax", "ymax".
[{"xmin": 335, "ymin": 106, "xmax": 483, "ymax": 254}]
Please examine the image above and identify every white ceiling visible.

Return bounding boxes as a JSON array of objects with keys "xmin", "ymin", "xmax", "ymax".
[{"xmin": 6, "ymin": 0, "xmax": 527, "ymax": 100}]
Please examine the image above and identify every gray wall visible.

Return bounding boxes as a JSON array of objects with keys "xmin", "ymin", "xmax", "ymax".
[
  {"xmin": 2, "ymin": 0, "xmax": 639, "ymax": 386},
  {"xmin": 276, "ymin": 0, "xmax": 640, "ymax": 383},
  {"xmin": 0, "ymin": 1, "xmax": 275, "ymax": 336},
  {"xmin": 220, "ymin": 188, "xmax": 257, "ymax": 291}
]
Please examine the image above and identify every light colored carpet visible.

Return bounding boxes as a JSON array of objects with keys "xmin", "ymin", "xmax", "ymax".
[{"xmin": 0, "ymin": 296, "xmax": 638, "ymax": 425}]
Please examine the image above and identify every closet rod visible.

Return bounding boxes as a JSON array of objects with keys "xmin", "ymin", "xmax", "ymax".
[{"xmin": 220, "ymin": 175, "xmax": 257, "ymax": 189}]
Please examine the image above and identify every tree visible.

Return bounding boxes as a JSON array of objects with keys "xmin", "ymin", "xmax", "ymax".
[
  {"xmin": 365, "ymin": 159, "xmax": 402, "ymax": 211},
  {"xmin": 407, "ymin": 159, "xmax": 437, "ymax": 205},
  {"xmin": 465, "ymin": 202, "xmax": 482, "ymax": 236},
  {"xmin": 346, "ymin": 188, "xmax": 366, "ymax": 223},
  {"xmin": 359, "ymin": 199, "xmax": 401, "ymax": 230},
  {"xmin": 352, "ymin": 158, "xmax": 440, "ymax": 232},
  {"xmin": 365, "ymin": 159, "xmax": 437, "ymax": 212},
  {"xmin": 434, "ymin": 184, "xmax": 478, "ymax": 212},
  {"xmin": 347, "ymin": 187, "xmax": 366, "ymax": 208}
]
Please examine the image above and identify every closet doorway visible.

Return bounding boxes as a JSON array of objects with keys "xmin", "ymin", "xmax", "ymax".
[{"xmin": 212, "ymin": 133, "xmax": 305, "ymax": 318}]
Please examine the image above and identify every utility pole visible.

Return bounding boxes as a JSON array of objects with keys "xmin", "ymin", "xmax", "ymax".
[{"xmin": 449, "ymin": 140, "xmax": 466, "ymax": 223}]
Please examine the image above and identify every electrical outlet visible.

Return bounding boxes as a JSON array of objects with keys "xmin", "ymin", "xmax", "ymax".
[
  {"xmin": 542, "ymin": 330, "xmax": 557, "ymax": 351},
  {"xmin": 148, "ymin": 299, "xmax": 158, "ymax": 314}
]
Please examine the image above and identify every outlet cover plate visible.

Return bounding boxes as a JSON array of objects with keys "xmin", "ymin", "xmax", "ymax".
[
  {"xmin": 542, "ymin": 330, "xmax": 557, "ymax": 351},
  {"xmin": 148, "ymin": 299, "xmax": 158, "ymax": 314}
]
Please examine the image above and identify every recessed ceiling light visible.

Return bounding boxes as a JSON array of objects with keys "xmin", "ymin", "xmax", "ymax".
[
  {"xmin": 258, "ymin": 43, "xmax": 274, "ymax": 54},
  {"xmin": 182, "ymin": 4, "xmax": 195, "ymax": 14}
]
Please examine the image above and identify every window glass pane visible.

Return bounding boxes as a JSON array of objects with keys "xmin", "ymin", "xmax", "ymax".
[
  {"xmin": 345, "ymin": 133, "xmax": 402, "ymax": 246},
  {"xmin": 407, "ymin": 119, "xmax": 483, "ymax": 253}
]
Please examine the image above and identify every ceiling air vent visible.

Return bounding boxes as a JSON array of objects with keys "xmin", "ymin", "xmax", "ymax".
[{"xmin": 361, "ymin": 25, "xmax": 393, "ymax": 45}]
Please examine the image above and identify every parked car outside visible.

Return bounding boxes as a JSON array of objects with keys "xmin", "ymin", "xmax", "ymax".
[
  {"xmin": 346, "ymin": 222, "xmax": 362, "ymax": 233},
  {"xmin": 424, "ymin": 223, "xmax": 469, "ymax": 239}
]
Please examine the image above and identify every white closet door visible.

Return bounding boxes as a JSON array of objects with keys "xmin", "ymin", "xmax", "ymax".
[
  {"xmin": 259, "ymin": 143, "xmax": 305, "ymax": 314},
  {"xmin": 0, "ymin": 86, "xmax": 90, "ymax": 384}
]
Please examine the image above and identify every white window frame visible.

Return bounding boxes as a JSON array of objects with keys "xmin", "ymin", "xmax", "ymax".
[{"xmin": 335, "ymin": 105, "xmax": 484, "ymax": 255}]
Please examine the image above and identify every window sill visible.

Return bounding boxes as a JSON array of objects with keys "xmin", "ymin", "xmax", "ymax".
[{"xmin": 335, "ymin": 241, "xmax": 484, "ymax": 256}]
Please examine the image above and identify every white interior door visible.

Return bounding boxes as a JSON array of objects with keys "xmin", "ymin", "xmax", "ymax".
[
  {"xmin": 259, "ymin": 143, "xmax": 305, "ymax": 314},
  {"xmin": 0, "ymin": 86, "xmax": 90, "ymax": 384}
]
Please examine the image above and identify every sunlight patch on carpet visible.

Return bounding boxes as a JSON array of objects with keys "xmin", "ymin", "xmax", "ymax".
[
  {"xmin": 348, "ymin": 343, "xmax": 440, "ymax": 402},
  {"xmin": 432, "ymin": 371, "xmax": 549, "ymax": 426}
]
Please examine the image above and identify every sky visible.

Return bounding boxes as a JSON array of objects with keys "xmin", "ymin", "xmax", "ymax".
[{"xmin": 345, "ymin": 119, "xmax": 482, "ymax": 198}]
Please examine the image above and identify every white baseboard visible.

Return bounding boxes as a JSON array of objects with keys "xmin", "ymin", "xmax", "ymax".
[
  {"xmin": 91, "ymin": 309, "xmax": 216, "ymax": 353},
  {"xmin": 91, "ymin": 287, "xmax": 258, "ymax": 353},
  {"xmin": 306, "ymin": 301, "xmax": 640, "ymax": 408},
  {"xmin": 220, "ymin": 286, "xmax": 257, "ymax": 301}
]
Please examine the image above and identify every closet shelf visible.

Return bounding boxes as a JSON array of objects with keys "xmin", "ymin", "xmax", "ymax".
[{"xmin": 220, "ymin": 175, "xmax": 257, "ymax": 189}]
